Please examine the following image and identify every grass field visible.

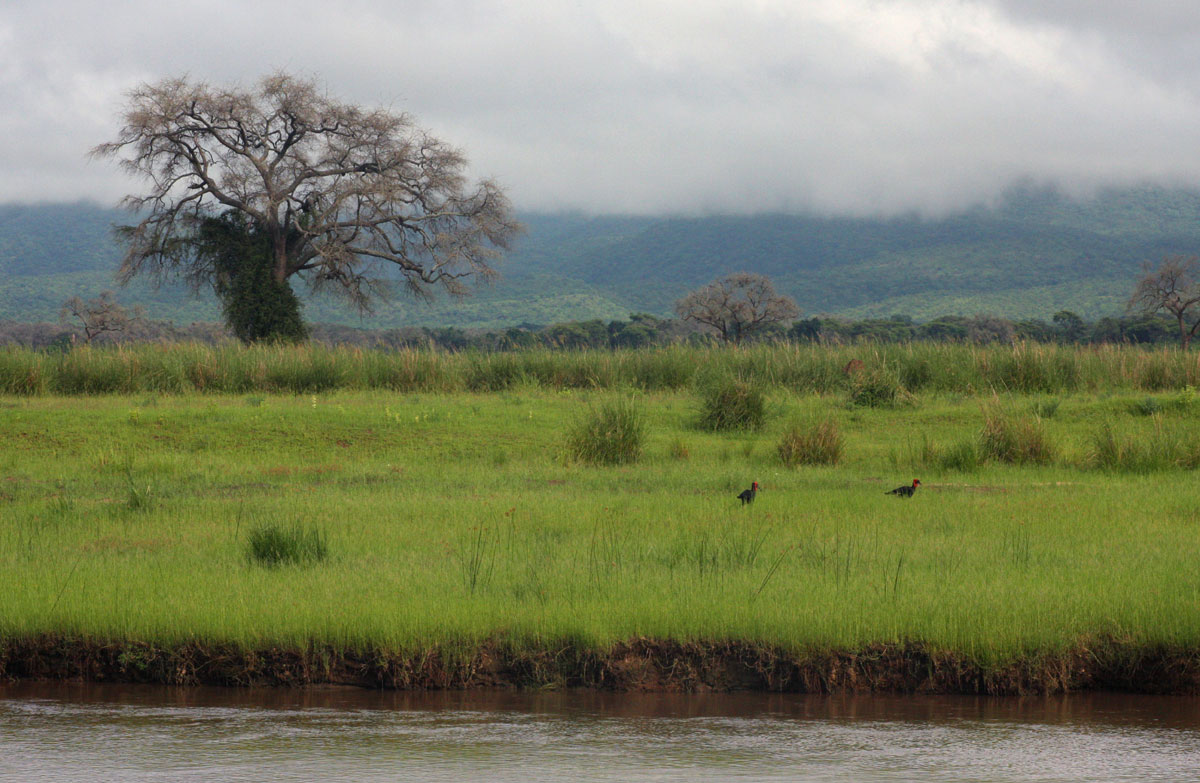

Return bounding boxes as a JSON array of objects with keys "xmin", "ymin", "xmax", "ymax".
[{"xmin": 3, "ymin": 348, "xmax": 1200, "ymax": 681}]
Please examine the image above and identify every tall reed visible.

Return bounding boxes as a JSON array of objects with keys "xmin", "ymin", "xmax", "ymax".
[{"xmin": 4, "ymin": 341, "xmax": 1200, "ymax": 397}]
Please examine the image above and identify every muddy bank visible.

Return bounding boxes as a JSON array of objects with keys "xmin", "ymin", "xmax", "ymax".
[{"xmin": 3, "ymin": 636, "xmax": 1199, "ymax": 695}]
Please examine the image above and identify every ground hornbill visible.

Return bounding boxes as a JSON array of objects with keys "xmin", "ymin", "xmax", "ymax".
[
  {"xmin": 737, "ymin": 481, "xmax": 759, "ymax": 505},
  {"xmin": 887, "ymin": 479, "xmax": 921, "ymax": 497}
]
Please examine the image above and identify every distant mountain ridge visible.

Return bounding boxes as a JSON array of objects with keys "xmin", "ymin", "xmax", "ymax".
[{"xmin": 3, "ymin": 186, "xmax": 1199, "ymax": 327}]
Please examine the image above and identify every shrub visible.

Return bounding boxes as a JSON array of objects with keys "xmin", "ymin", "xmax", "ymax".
[
  {"xmin": 980, "ymin": 408, "xmax": 1056, "ymax": 465},
  {"xmin": 247, "ymin": 522, "xmax": 329, "ymax": 567},
  {"xmin": 698, "ymin": 378, "xmax": 766, "ymax": 431},
  {"xmin": 778, "ymin": 418, "xmax": 842, "ymax": 467},
  {"xmin": 566, "ymin": 399, "xmax": 645, "ymax": 465}
]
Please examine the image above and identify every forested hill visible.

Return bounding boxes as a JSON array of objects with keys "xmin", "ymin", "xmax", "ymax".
[{"xmin": 3, "ymin": 186, "xmax": 1200, "ymax": 328}]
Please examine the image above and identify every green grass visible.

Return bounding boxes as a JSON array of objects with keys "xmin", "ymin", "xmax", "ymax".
[
  {"xmin": 2, "ymin": 368, "xmax": 1200, "ymax": 670},
  {"xmin": 6, "ymin": 341, "xmax": 1200, "ymax": 397}
]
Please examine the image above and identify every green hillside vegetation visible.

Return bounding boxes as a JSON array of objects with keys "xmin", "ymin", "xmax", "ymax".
[{"xmin": 2, "ymin": 186, "xmax": 1199, "ymax": 327}]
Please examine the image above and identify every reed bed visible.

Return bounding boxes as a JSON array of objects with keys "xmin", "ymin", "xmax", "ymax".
[{"xmin": 5, "ymin": 341, "xmax": 1200, "ymax": 397}]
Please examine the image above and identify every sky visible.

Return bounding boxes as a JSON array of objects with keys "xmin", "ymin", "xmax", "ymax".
[{"xmin": 3, "ymin": 0, "xmax": 1200, "ymax": 216}]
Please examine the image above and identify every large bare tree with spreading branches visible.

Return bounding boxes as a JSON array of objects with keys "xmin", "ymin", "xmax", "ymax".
[
  {"xmin": 675, "ymin": 273, "xmax": 800, "ymax": 344},
  {"xmin": 1128, "ymin": 255, "xmax": 1200, "ymax": 349},
  {"xmin": 92, "ymin": 72, "xmax": 520, "ymax": 332}
]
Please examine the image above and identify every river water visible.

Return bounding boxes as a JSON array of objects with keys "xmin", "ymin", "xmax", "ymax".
[{"xmin": 1, "ymin": 683, "xmax": 1198, "ymax": 782}]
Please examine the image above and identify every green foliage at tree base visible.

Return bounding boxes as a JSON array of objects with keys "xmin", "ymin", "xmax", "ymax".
[{"xmin": 197, "ymin": 212, "xmax": 308, "ymax": 344}]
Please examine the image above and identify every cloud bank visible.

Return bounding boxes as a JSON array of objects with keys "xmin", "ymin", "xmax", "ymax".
[{"xmin": 4, "ymin": 0, "xmax": 1200, "ymax": 215}]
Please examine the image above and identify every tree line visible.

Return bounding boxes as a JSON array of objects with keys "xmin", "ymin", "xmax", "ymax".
[{"xmin": 3, "ymin": 307, "xmax": 1182, "ymax": 351}]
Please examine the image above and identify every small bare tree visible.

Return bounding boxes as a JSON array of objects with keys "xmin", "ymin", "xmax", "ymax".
[
  {"xmin": 91, "ymin": 72, "xmax": 520, "ymax": 332},
  {"xmin": 1128, "ymin": 255, "xmax": 1200, "ymax": 349},
  {"xmin": 59, "ymin": 291, "xmax": 144, "ymax": 343},
  {"xmin": 675, "ymin": 273, "xmax": 800, "ymax": 344}
]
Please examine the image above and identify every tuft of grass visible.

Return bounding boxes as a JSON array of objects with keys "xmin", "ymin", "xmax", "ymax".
[
  {"xmin": 1090, "ymin": 423, "xmax": 1156, "ymax": 472},
  {"xmin": 847, "ymin": 367, "xmax": 905, "ymax": 408},
  {"xmin": 980, "ymin": 407, "xmax": 1056, "ymax": 465},
  {"xmin": 906, "ymin": 434, "xmax": 979, "ymax": 473},
  {"xmin": 122, "ymin": 460, "xmax": 154, "ymax": 513},
  {"xmin": 938, "ymin": 438, "xmax": 981, "ymax": 472},
  {"xmin": 698, "ymin": 378, "xmax": 766, "ymax": 431},
  {"xmin": 566, "ymin": 399, "xmax": 645, "ymax": 465},
  {"xmin": 778, "ymin": 418, "xmax": 843, "ymax": 467},
  {"xmin": 246, "ymin": 522, "xmax": 329, "ymax": 567},
  {"xmin": 1088, "ymin": 421, "xmax": 1200, "ymax": 473},
  {"xmin": 667, "ymin": 437, "xmax": 691, "ymax": 461}
]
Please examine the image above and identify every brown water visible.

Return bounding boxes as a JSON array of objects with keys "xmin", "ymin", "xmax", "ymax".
[{"xmin": 2, "ymin": 684, "xmax": 1199, "ymax": 782}]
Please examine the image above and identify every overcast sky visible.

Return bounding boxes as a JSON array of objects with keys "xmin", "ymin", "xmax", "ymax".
[{"xmin": 4, "ymin": 0, "xmax": 1200, "ymax": 215}]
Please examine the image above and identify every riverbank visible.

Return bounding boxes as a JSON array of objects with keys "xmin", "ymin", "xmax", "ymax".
[
  {"xmin": 3, "ymin": 385, "xmax": 1199, "ymax": 693},
  {"xmin": 4, "ymin": 636, "xmax": 1199, "ymax": 694}
]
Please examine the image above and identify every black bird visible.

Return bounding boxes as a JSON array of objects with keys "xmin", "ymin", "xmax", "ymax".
[
  {"xmin": 737, "ymin": 481, "xmax": 759, "ymax": 505},
  {"xmin": 886, "ymin": 479, "xmax": 921, "ymax": 498}
]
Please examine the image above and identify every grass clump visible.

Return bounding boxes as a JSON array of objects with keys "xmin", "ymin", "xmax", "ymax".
[
  {"xmin": 121, "ymin": 459, "xmax": 154, "ymax": 513},
  {"xmin": 566, "ymin": 399, "xmax": 645, "ymax": 465},
  {"xmin": 980, "ymin": 407, "xmax": 1056, "ymax": 465},
  {"xmin": 907, "ymin": 435, "xmax": 980, "ymax": 473},
  {"xmin": 1089, "ymin": 421, "xmax": 1200, "ymax": 472},
  {"xmin": 928, "ymin": 438, "xmax": 981, "ymax": 472},
  {"xmin": 246, "ymin": 522, "xmax": 329, "ymax": 567},
  {"xmin": 778, "ymin": 418, "xmax": 842, "ymax": 467},
  {"xmin": 698, "ymin": 378, "xmax": 766, "ymax": 431},
  {"xmin": 847, "ymin": 367, "xmax": 905, "ymax": 408},
  {"xmin": 1090, "ymin": 424, "xmax": 1159, "ymax": 473},
  {"xmin": 1131, "ymin": 397, "xmax": 1161, "ymax": 416},
  {"xmin": 938, "ymin": 438, "xmax": 981, "ymax": 471}
]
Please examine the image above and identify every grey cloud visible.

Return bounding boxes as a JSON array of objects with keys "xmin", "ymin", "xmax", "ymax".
[{"xmin": 3, "ymin": 0, "xmax": 1200, "ymax": 215}]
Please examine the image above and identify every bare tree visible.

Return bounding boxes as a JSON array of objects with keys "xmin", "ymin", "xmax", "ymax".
[
  {"xmin": 1128, "ymin": 255, "xmax": 1200, "ymax": 349},
  {"xmin": 59, "ymin": 291, "xmax": 144, "ymax": 343},
  {"xmin": 675, "ymin": 273, "xmax": 800, "ymax": 344},
  {"xmin": 91, "ymin": 72, "xmax": 520, "ymax": 322}
]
